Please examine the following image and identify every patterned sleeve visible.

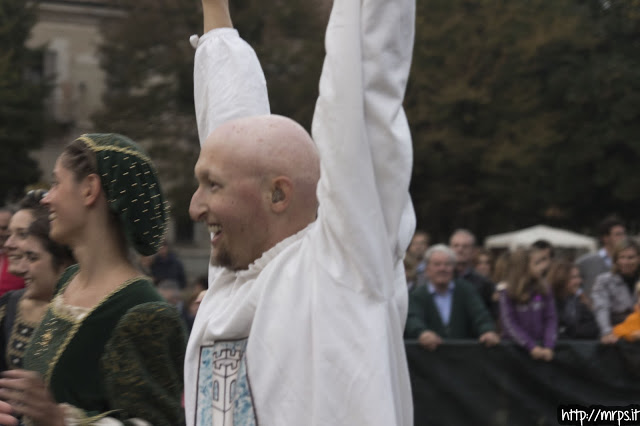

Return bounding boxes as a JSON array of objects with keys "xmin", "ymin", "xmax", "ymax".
[{"xmin": 101, "ymin": 302, "xmax": 187, "ymax": 426}]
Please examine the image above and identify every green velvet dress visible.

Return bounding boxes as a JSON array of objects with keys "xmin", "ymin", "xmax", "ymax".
[{"xmin": 23, "ymin": 265, "xmax": 186, "ymax": 425}]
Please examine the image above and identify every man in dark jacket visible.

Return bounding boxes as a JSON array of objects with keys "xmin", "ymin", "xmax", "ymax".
[
  {"xmin": 405, "ymin": 244, "xmax": 500, "ymax": 351},
  {"xmin": 450, "ymin": 229, "xmax": 498, "ymax": 319},
  {"xmin": 151, "ymin": 240, "xmax": 187, "ymax": 289}
]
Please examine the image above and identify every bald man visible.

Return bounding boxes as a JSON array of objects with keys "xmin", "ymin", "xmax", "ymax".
[{"xmin": 185, "ymin": 0, "xmax": 415, "ymax": 424}]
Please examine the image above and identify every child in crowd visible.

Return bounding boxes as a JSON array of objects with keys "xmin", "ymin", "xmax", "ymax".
[
  {"xmin": 612, "ymin": 282, "xmax": 640, "ymax": 341},
  {"xmin": 500, "ymin": 248, "xmax": 557, "ymax": 361}
]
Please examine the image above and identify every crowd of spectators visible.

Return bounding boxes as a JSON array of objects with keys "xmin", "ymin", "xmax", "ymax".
[
  {"xmin": 405, "ymin": 215, "xmax": 640, "ymax": 361},
  {"xmin": 4, "ymin": 189, "xmax": 637, "ymax": 362},
  {"xmin": 133, "ymin": 241, "xmax": 205, "ymax": 334}
]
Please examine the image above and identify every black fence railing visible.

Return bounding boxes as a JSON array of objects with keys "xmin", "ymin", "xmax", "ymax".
[{"xmin": 406, "ymin": 340, "xmax": 640, "ymax": 426}]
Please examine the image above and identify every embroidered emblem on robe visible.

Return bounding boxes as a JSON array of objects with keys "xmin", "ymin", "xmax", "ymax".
[{"xmin": 196, "ymin": 340, "xmax": 256, "ymax": 425}]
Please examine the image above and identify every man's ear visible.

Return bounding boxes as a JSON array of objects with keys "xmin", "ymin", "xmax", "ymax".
[
  {"xmin": 270, "ymin": 177, "xmax": 292, "ymax": 213},
  {"xmin": 83, "ymin": 174, "xmax": 103, "ymax": 207},
  {"xmin": 272, "ymin": 188, "xmax": 285, "ymax": 203}
]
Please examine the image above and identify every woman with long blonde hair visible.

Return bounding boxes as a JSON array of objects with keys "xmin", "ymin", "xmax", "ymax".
[{"xmin": 499, "ymin": 247, "xmax": 557, "ymax": 361}]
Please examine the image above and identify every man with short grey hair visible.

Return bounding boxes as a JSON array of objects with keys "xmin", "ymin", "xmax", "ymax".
[{"xmin": 406, "ymin": 244, "xmax": 499, "ymax": 351}]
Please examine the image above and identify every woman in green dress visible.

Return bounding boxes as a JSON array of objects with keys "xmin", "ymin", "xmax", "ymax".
[{"xmin": 0, "ymin": 134, "xmax": 186, "ymax": 426}]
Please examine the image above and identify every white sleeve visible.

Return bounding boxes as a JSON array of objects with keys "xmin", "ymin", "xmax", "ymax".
[
  {"xmin": 311, "ymin": 0, "xmax": 416, "ymax": 298},
  {"xmin": 192, "ymin": 28, "xmax": 270, "ymax": 146}
]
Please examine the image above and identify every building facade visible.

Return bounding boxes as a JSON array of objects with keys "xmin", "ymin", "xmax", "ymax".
[{"xmin": 27, "ymin": 0, "xmax": 122, "ymax": 176}]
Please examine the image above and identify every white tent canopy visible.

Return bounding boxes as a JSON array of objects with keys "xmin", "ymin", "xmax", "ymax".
[{"xmin": 484, "ymin": 225, "xmax": 597, "ymax": 252}]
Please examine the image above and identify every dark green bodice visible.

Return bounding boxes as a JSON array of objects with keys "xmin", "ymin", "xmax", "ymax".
[{"xmin": 23, "ymin": 265, "xmax": 186, "ymax": 425}]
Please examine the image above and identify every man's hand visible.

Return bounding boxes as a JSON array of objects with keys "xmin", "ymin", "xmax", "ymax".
[
  {"xmin": 478, "ymin": 331, "xmax": 500, "ymax": 347},
  {"xmin": 418, "ymin": 330, "xmax": 442, "ymax": 351},
  {"xmin": 0, "ymin": 370, "xmax": 64, "ymax": 426},
  {"xmin": 202, "ymin": 0, "xmax": 233, "ymax": 33},
  {"xmin": 600, "ymin": 333, "xmax": 619, "ymax": 344}
]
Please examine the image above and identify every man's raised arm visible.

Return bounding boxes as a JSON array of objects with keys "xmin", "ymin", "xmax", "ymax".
[
  {"xmin": 202, "ymin": 0, "xmax": 231, "ymax": 33},
  {"xmin": 192, "ymin": 0, "xmax": 270, "ymax": 146},
  {"xmin": 311, "ymin": 0, "xmax": 416, "ymax": 297}
]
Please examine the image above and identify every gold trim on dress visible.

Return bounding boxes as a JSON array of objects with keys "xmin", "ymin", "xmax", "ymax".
[
  {"xmin": 23, "ymin": 404, "xmax": 118, "ymax": 426},
  {"xmin": 76, "ymin": 135, "xmax": 153, "ymax": 165},
  {"xmin": 42, "ymin": 271, "xmax": 147, "ymax": 385},
  {"xmin": 60, "ymin": 403, "xmax": 119, "ymax": 425}
]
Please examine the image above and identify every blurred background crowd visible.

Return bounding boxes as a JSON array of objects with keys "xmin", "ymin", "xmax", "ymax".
[
  {"xmin": 404, "ymin": 215, "xmax": 640, "ymax": 360},
  {"xmin": 2, "ymin": 0, "xmax": 640, "ymax": 371}
]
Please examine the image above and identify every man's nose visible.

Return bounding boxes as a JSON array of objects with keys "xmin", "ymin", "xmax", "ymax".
[{"xmin": 189, "ymin": 187, "xmax": 205, "ymax": 222}]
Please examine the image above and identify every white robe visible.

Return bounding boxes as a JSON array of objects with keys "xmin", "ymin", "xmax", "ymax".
[{"xmin": 184, "ymin": 0, "xmax": 416, "ymax": 424}]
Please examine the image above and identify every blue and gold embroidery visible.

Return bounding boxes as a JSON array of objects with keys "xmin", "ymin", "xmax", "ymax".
[{"xmin": 196, "ymin": 340, "xmax": 256, "ymax": 426}]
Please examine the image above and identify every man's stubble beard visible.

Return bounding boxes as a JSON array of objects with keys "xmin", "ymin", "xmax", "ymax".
[{"xmin": 210, "ymin": 247, "xmax": 233, "ymax": 269}]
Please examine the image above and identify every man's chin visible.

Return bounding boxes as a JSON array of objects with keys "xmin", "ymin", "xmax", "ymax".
[{"xmin": 210, "ymin": 250, "xmax": 233, "ymax": 269}]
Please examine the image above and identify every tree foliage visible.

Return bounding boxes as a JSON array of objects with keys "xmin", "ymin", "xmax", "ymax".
[
  {"xmin": 0, "ymin": 0, "xmax": 48, "ymax": 204},
  {"xmin": 93, "ymin": 0, "xmax": 327, "ymax": 240},
  {"xmin": 93, "ymin": 0, "xmax": 640, "ymax": 243},
  {"xmin": 406, "ymin": 0, "xmax": 640, "ymax": 242},
  {"xmin": 539, "ymin": 0, "xmax": 640, "ymax": 232}
]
